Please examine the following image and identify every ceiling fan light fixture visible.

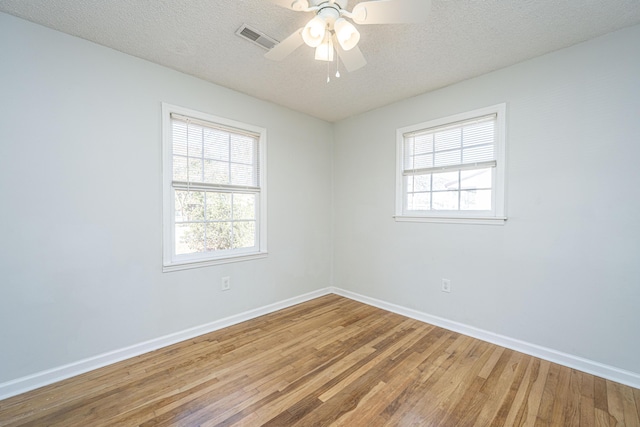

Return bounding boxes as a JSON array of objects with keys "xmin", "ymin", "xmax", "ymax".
[
  {"xmin": 302, "ymin": 15, "xmax": 326, "ymax": 47},
  {"xmin": 267, "ymin": 0, "xmax": 431, "ymax": 72},
  {"xmin": 334, "ymin": 18, "xmax": 360, "ymax": 51},
  {"xmin": 314, "ymin": 36, "xmax": 334, "ymax": 62}
]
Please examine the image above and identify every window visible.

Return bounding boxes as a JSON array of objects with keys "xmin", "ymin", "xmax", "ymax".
[
  {"xmin": 395, "ymin": 104, "xmax": 506, "ymax": 224},
  {"xmin": 162, "ymin": 103, "xmax": 267, "ymax": 271}
]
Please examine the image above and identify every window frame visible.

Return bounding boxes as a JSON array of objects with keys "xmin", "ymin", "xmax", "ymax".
[
  {"xmin": 395, "ymin": 103, "xmax": 507, "ymax": 225},
  {"xmin": 162, "ymin": 103, "xmax": 267, "ymax": 272}
]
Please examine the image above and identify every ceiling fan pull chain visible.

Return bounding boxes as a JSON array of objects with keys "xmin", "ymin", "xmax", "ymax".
[
  {"xmin": 336, "ymin": 54, "xmax": 341, "ymax": 78},
  {"xmin": 327, "ymin": 56, "xmax": 331, "ymax": 83}
]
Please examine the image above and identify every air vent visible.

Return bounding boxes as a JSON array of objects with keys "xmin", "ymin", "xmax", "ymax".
[{"xmin": 236, "ymin": 24, "xmax": 278, "ymax": 50}]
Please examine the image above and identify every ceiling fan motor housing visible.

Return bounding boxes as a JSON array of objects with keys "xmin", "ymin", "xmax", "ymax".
[
  {"xmin": 317, "ymin": 5, "xmax": 341, "ymax": 25},
  {"xmin": 291, "ymin": 0, "xmax": 348, "ymax": 11},
  {"xmin": 310, "ymin": 0, "xmax": 349, "ymax": 9}
]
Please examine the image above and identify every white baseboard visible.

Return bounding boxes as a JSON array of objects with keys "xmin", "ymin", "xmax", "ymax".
[
  {"xmin": 2, "ymin": 286, "xmax": 638, "ymax": 401},
  {"xmin": 330, "ymin": 287, "xmax": 640, "ymax": 389},
  {"xmin": 0, "ymin": 288, "xmax": 333, "ymax": 401}
]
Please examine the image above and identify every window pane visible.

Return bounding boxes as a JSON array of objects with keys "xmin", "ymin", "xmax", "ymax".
[
  {"xmin": 231, "ymin": 163, "xmax": 255, "ymax": 186},
  {"xmin": 233, "ymin": 193, "xmax": 256, "ymax": 220},
  {"xmin": 463, "ymin": 120, "xmax": 494, "ymax": 147},
  {"xmin": 434, "ymin": 128, "xmax": 461, "ymax": 152},
  {"xmin": 404, "ymin": 151, "xmax": 414, "ymax": 170},
  {"xmin": 432, "ymin": 191, "xmax": 459, "ymax": 210},
  {"xmin": 407, "ymin": 192, "xmax": 430, "ymax": 211},
  {"xmin": 460, "ymin": 189, "xmax": 492, "ymax": 210},
  {"xmin": 203, "ymin": 129, "xmax": 229, "ymax": 161},
  {"xmin": 173, "ymin": 156, "xmax": 187, "ymax": 181},
  {"xmin": 434, "ymin": 149, "xmax": 461, "ymax": 168},
  {"xmin": 230, "ymin": 135, "xmax": 255, "ymax": 165},
  {"xmin": 174, "ymin": 190, "xmax": 204, "ymax": 221},
  {"xmin": 187, "ymin": 124, "xmax": 203, "ymax": 157},
  {"xmin": 172, "ymin": 121, "xmax": 188, "ymax": 156},
  {"xmin": 460, "ymin": 168, "xmax": 492, "ymax": 190},
  {"xmin": 406, "ymin": 176, "xmax": 413, "ymax": 193},
  {"xmin": 188, "ymin": 158, "xmax": 203, "ymax": 182},
  {"xmin": 432, "ymin": 171, "xmax": 459, "ymax": 191},
  {"xmin": 462, "ymin": 144, "xmax": 494, "ymax": 163},
  {"xmin": 203, "ymin": 159, "xmax": 229, "ymax": 184},
  {"xmin": 206, "ymin": 222, "xmax": 232, "ymax": 251},
  {"xmin": 412, "ymin": 154, "xmax": 433, "ymax": 170},
  {"xmin": 404, "ymin": 139, "xmax": 413, "ymax": 168},
  {"xmin": 412, "ymin": 174, "xmax": 431, "ymax": 192},
  {"xmin": 175, "ymin": 223, "xmax": 205, "ymax": 255},
  {"xmin": 413, "ymin": 134, "xmax": 433, "ymax": 154},
  {"xmin": 206, "ymin": 192, "xmax": 231, "ymax": 221},
  {"xmin": 233, "ymin": 221, "xmax": 256, "ymax": 249}
]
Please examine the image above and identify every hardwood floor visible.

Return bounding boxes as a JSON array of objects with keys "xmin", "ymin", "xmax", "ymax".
[{"xmin": 1, "ymin": 295, "xmax": 638, "ymax": 426}]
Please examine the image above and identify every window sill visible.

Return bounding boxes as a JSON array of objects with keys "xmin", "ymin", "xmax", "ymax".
[
  {"xmin": 163, "ymin": 252, "xmax": 268, "ymax": 272},
  {"xmin": 394, "ymin": 216, "xmax": 507, "ymax": 225}
]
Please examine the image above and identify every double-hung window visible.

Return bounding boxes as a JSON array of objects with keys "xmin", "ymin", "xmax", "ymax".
[
  {"xmin": 162, "ymin": 103, "xmax": 267, "ymax": 271},
  {"xmin": 395, "ymin": 104, "xmax": 506, "ymax": 224}
]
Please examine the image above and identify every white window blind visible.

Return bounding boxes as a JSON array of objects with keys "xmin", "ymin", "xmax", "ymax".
[
  {"xmin": 403, "ymin": 114, "xmax": 496, "ymax": 176},
  {"xmin": 171, "ymin": 113, "xmax": 260, "ymax": 190}
]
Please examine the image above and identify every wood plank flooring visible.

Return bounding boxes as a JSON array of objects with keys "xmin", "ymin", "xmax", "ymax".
[{"xmin": 1, "ymin": 294, "xmax": 638, "ymax": 426}]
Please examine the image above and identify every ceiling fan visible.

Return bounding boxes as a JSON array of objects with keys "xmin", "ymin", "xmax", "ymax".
[{"xmin": 265, "ymin": 0, "xmax": 431, "ymax": 73}]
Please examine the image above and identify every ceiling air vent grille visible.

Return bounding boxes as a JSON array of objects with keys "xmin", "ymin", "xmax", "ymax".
[{"xmin": 236, "ymin": 24, "xmax": 278, "ymax": 50}]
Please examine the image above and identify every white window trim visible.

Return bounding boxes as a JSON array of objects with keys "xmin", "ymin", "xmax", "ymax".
[
  {"xmin": 162, "ymin": 103, "xmax": 268, "ymax": 272},
  {"xmin": 394, "ymin": 103, "xmax": 507, "ymax": 225}
]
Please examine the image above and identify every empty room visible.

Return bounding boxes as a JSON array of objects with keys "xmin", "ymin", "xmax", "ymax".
[{"xmin": 1, "ymin": 0, "xmax": 639, "ymax": 425}]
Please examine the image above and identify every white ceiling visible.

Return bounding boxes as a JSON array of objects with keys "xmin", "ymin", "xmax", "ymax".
[{"xmin": 2, "ymin": 0, "xmax": 640, "ymax": 122}]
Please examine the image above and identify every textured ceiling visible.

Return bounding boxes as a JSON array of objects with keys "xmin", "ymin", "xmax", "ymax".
[{"xmin": 2, "ymin": 0, "xmax": 640, "ymax": 122}]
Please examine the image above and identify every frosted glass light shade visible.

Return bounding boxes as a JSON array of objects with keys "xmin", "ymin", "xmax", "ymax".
[
  {"xmin": 302, "ymin": 16, "xmax": 326, "ymax": 47},
  {"xmin": 314, "ymin": 38, "xmax": 334, "ymax": 61},
  {"xmin": 334, "ymin": 18, "xmax": 360, "ymax": 51}
]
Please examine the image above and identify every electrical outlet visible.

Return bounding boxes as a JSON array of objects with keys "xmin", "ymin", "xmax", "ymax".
[
  {"xmin": 441, "ymin": 278, "xmax": 451, "ymax": 293},
  {"xmin": 221, "ymin": 276, "xmax": 231, "ymax": 291}
]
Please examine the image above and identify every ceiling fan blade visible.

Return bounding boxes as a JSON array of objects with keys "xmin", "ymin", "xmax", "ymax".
[
  {"xmin": 265, "ymin": 28, "xmax": 305, "ymax": 61},
  {"xmin": 351, "ymin": 0, "xmax": 431, "ymax": 25},
  {"xmin": 335, "ymin": 42, "xmax": 367, "ymax": 72},
  {"xmin": 268, "ymin": 0, "xmax": 309, "ymax": 11}
]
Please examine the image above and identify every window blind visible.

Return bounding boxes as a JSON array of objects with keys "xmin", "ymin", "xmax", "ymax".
[
  {"xmin": 403, "ymin": 114, "xmax": 496, "ymax": 176},
  {"xmin": 170, "ymin": 113, "xmax": 260, "ymax": 190}
]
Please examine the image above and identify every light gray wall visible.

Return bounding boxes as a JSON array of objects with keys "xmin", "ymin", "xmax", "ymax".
[
  {"xmin": 2, "ymin": 10, "xmax": 639, "ymax": 387},
  {"xmin": 333, "ymin": 24, "xmax": 640, "ymax": 374},
  {"xmin": 0, "ymin": 13, "xmax": 333, "ymax": 383}
]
